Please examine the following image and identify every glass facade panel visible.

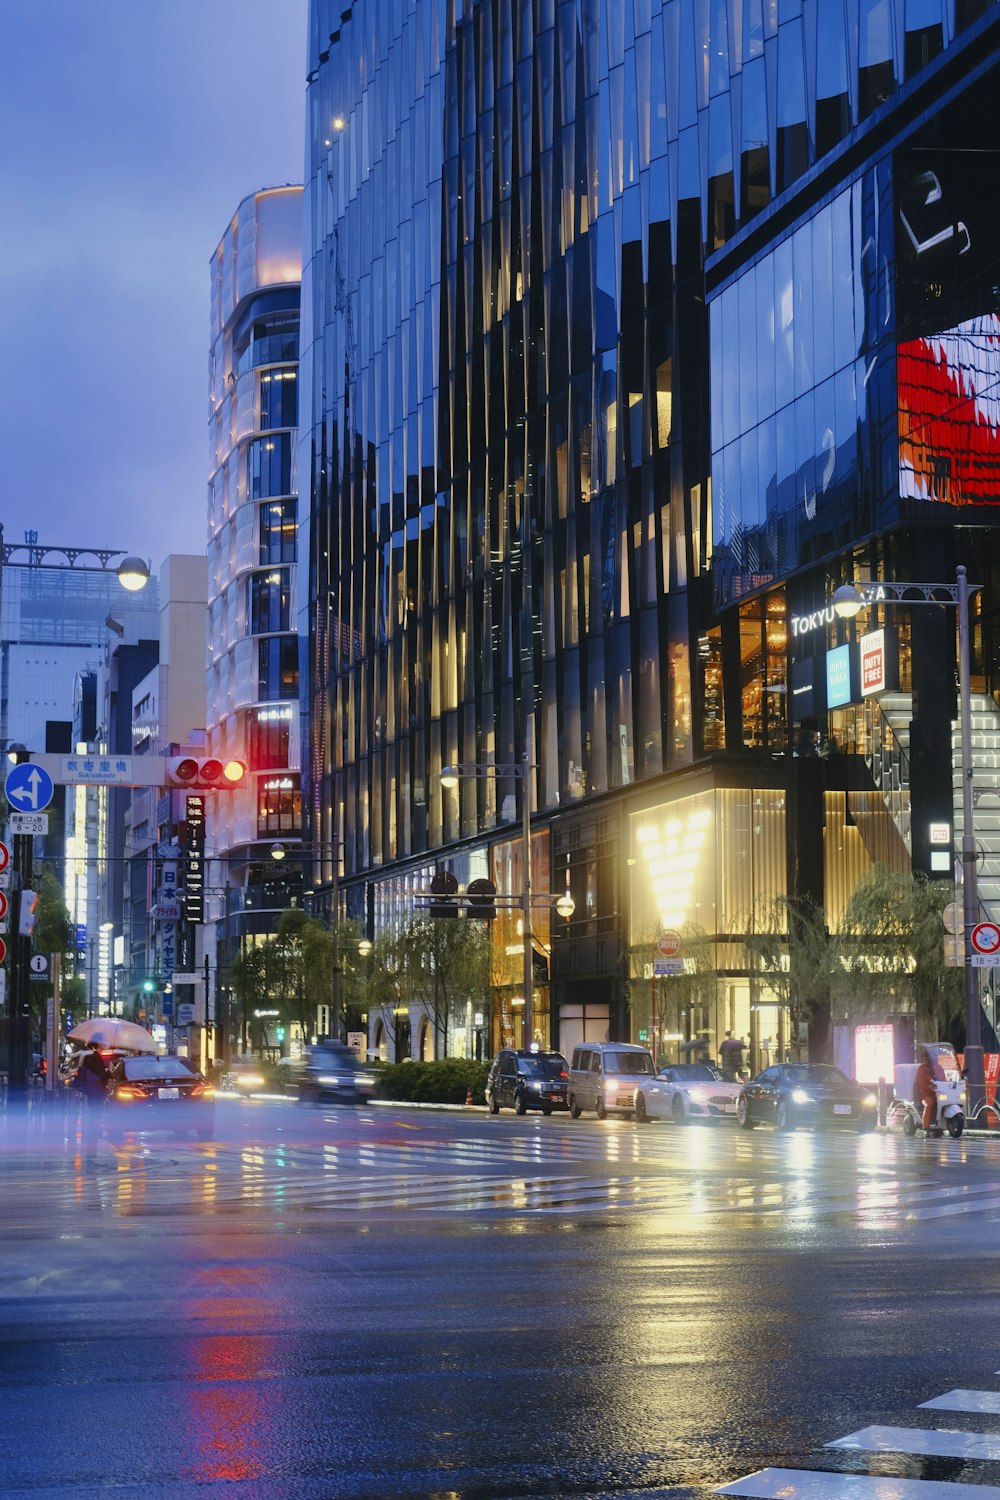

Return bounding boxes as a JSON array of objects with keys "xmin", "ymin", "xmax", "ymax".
[
  {"xmin": 248, "ymin": 433, "xmax": 293, "ymax": 500},
  {"xmin": 710, "ymin": 167, "xmax": 898, "ymax": 608}
]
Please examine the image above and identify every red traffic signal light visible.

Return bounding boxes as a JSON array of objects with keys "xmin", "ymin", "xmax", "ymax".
[{"xmin": 165, "ymin": 757, "xmax": 248, "ymax": 789}]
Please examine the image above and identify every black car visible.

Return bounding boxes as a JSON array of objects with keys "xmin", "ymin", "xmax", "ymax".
[
  {"xmin": 294, "ymin": 1043, "xmax": 375, "ymax": 1105},
  {"xmin": 106, "ymin": 1055, "xmax": 215, "ymax": 1141},
  {"xmin": 486, "ymin": 1049, "xmax": 569, "ymax": 1115},
  {"xmin": 737, "ymin": 1063, "xmax": 877, "ymax": 1132}
]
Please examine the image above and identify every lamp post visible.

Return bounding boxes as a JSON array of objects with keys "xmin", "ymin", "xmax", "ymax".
[
  {"xmin": 833, "ymin": 567, "xmax": 985, "ymax": 1123},
  {"xmin": 440, "ymin": 734, "xmax": 535, "ymax": 1043}
]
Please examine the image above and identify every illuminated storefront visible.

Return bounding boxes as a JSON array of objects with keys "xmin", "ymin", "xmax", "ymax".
[{"xmin": 626, "ymin": 786, "xmax": 789, "ymax": 1073}]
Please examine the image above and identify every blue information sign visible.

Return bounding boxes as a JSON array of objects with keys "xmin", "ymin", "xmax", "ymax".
[{"xmin": 4, "ymin": 762, "xmax": 54, "ymax": 813}]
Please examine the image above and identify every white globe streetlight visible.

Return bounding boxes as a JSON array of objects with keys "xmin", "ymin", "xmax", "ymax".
[{"xmin": 116, "ymin": 556, "xmax": 150, "ymax": 592}]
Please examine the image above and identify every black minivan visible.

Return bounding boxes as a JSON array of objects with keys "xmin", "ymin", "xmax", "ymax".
[{"xmin": 486, "ymin": 1049, "xmax": 570, "ymax": 1115}]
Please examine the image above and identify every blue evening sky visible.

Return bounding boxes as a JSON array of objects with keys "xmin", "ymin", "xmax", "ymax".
[{"xmin": 0, "ymin": 1, "xmax": 308, "ymax": 571}]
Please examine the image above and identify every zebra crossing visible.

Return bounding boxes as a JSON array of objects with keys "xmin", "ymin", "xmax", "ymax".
[
  {"xmin": 719, "ymin": 1377, "xmax": 1000, "ymax": 1500},
  {"xmin": 11, "ymin": 1115, "xmax": 1000, "ymax": 1224}
]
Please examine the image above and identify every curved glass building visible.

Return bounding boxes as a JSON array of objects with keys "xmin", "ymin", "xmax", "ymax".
[{"xmin": 208, "ymin": 186, "xmax": 305, "ymax": 975}]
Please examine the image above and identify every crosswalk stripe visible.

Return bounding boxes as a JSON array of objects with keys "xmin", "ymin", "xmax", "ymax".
[
  {"xmin": 718, "ymin": 1468, "xmax": 1000, "ymax": 1500},
  {"xmin": 826, "ymin": 1426, "xmax": 1000, "ymax": 1460},
  {"xmin": 920, "ymin": 1390, "xmax": 1000, "ymax": 1414}
]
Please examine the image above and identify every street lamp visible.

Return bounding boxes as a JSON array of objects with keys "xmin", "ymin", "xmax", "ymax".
[
  {"xmin": 439, "ymin": 742, "xmax": 535, "ymax": 1043},
  {"xmin": 115, "ymin": 556, "xmax": 150, "ymax": 592},
  {"xmin": 832, "ymin": 566, "xmax": 985, "ymax": 1122}
]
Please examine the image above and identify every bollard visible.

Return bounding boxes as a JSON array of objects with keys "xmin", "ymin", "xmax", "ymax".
[
  {"xmin": 877, "ymin": 1076, "xmax": 890, "ymax": 1127},
  {"xmin": 466, "ymin": 1087, "xmax": 473, "ymax": 1107}
]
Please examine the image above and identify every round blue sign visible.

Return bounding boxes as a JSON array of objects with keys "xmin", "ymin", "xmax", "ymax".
[{"xmin": 4, "ymin": 762, "xmax": 54, "ymax": 813}]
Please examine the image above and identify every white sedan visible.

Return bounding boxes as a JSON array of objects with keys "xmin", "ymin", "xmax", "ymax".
[{"xmin": 634, "ymin": 1063, "xmax": 742, "ymax": 1125}]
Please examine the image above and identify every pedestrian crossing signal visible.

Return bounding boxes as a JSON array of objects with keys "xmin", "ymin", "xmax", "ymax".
[{"xmin": 429, "ymin": 871, "xmax": 459, "ymax": 918}]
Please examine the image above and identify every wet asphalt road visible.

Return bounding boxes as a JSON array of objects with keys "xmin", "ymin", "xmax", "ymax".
[{"xmin": 3, "ymin": 1096, "xmax": 1000, "ymax": 1499}]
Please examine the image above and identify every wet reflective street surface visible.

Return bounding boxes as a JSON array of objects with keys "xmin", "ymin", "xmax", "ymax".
[{"xmin": 5, "ymin": 1099, "xmax": 1000, "ymax": 1498}]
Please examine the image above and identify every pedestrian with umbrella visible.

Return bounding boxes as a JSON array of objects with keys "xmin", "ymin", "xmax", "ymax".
[
  {"xmin": 67, "ymin": 1020, "xmax": 156, "ymax": 1163},
  {"xmin": 719, "ymin": 1031, "xmax": 746, "ymax": 1079}
]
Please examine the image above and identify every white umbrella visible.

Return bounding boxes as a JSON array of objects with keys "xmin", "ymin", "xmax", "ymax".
[{"xmin": 67, "ymin": 1019, "xmax": 157, "ymax": 1054}]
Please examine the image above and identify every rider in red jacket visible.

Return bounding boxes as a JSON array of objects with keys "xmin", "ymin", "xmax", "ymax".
[{"xmin": 915, "ymin": 1048, "xmax": 938, "ymax": 1131}]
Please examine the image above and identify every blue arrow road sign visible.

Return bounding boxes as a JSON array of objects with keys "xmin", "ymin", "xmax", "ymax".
[{"xmin": 4, "ymin": 762, "xmax": 54, "ymax": 813}]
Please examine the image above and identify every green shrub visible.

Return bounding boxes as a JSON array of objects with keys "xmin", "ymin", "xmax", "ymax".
[{"xmin": 375, "ymin": 1058, "xmax": 491, "ymax": 1105}]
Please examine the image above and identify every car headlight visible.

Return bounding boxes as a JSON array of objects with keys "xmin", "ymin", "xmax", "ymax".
[
  {"xmin": 938, "ymin": 1092, "xmax": 948, "ymax": 1102},
  {"xmin": 318, "ymin": 1075, "xmax": 342, "ymax": 1085},
  {"xmin": 528, "ymin": 1081, "xmax": 543, "ymax": 1090},
  {"xmin": 863, "ymin": 1092, "xmax": 877, "ymax": 1106},
  {"xmin": 604, "ymin": 1081, "xmax": 619, "ymax": 1092},
  {"xmin": 240, "ymin": 1075, "xmax": 265, "ymax": 1088},
  {"xmin": 688, "ymin": 1087, "xmax": 707, "ymax": 1102},
  {"xmin": 357, "ymin": 1073, "xmax": 375, "ymax": 1086},
  {"xmin": 959, "ymin": 1087, "xmax": 967, "ymax": 1100},
  {"xmin": 791, "ymin": 1089, "xmax": 812, "ymax": 1104}
]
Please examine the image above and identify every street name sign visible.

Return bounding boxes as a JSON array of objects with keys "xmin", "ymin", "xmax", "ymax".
[
  {"xmin": 653, "ymin": 958, "xmax": 683, "ymax": 977},
  {"xmin": 9, "ymin": 813, "xmax": 49, "ymax": 836},
  {"xmin": 60, "ymin": 754, "xmax": 134, "ymax": 785},
  {"xmin": 4, "ymin": 763, "xmax": 53, "ymax": 813},
  {"xmin": 175, "ymin": 1003, "xmax": 196, "ymax": 1026}
]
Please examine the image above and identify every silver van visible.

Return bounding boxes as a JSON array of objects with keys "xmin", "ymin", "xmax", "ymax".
[{"xmin": 568, "ymin": 1042, "xmax": 657, "ymax": 1120}]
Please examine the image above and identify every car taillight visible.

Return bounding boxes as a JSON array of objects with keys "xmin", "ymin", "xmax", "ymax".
[
  {"xmin": 115, "ymin": 1085, "xmax": 146, "ymax": 1100},
  {"xmin": 191, "ymin": 1083, "xmax": 215, "ymax": 1099}
]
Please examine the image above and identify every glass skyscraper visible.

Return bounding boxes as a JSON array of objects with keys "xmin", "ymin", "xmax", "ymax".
[{"xmin": 302, "ymin": 1, "xmax": 1000, "ymax": 1064}]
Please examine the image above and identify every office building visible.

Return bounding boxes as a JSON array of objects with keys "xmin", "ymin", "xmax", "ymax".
[
  {"xmin": 302, "ymin": 1, "xmax": 1000, "ymax": 1064},
  {"xmin": 207, "ymin": 186, "xmax": 305, "ymax": 984}
]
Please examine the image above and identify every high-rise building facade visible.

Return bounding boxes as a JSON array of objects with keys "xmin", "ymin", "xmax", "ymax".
[
  {"xmin": 302, "ymin": 1, "xmax": 1000, "ymax": 1065},
  {"xmin": 207, "ymin": 187, "xmax": 304, "ymax": 976}
]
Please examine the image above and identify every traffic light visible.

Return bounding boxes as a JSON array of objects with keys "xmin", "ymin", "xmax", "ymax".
[
  {"xmin": 143, "ymin": 979, "xmax": 156, "ymax": 994},
  {"xmin": 165, "ymin": 756, "xmax": 248, "ymax": 788},
  {"xmin": 276, "ymin": 1026, "xmax": 286, "ymax": 1043},
  {"xmin": 429, "ymin": 870, "xmax": 459, "ymax": 917},
  {"xmin": 466, "ymin": 877, "xmax": 497, "ymax": 921}
]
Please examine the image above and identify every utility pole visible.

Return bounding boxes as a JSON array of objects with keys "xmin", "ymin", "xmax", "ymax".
[{"xmin": 7, "ymin": 830, "xmax": 33, "ymax": 1091}]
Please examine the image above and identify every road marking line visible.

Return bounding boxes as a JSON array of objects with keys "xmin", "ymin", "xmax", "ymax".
[
  {"xmin": 921, "ymin": 1390, "xmax": 1000, "ymax": 1413},
  {"xmin": 718, "ymin": 1466, "xmax": 1000, "ymax": 1500},
  {"xmin": 826, "ymin": 1425, "xmax": 1000, "ymax": 1460}
]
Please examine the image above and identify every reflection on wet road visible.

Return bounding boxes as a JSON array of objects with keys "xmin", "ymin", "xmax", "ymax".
[
  {"xmin": 7, "ymin": 1098, "xmax": 1000, "ymax": 1228},
  {"xmin": 4, "ymin": 1099, "xmax": 1000, "ymax": 1497}
]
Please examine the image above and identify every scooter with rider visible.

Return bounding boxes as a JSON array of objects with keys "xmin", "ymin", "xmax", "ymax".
[{"xmin": 890, "ymin": 1042, "xmax": 966, "ymax": 1138}]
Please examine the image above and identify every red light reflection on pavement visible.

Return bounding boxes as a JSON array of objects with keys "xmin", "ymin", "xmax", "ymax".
[{"xmin": 175, "ymin": 1256, "xmax": 282, "ymax": 1482}]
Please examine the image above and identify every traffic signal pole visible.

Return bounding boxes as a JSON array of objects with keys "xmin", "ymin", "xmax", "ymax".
[{"xmin": 7, "ymin": 832, "xmax": 33, "ymax": 1092}]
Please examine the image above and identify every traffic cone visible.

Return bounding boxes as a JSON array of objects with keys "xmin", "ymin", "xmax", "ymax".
[{"xmin": 466, "ymin": 1086, "xmax": 474, "ymax": 1106}]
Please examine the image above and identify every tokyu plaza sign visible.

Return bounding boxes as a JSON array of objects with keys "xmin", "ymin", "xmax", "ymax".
[{"xmin": 791, "ymin": 587, "xmax": 891, "ymax": 639}]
